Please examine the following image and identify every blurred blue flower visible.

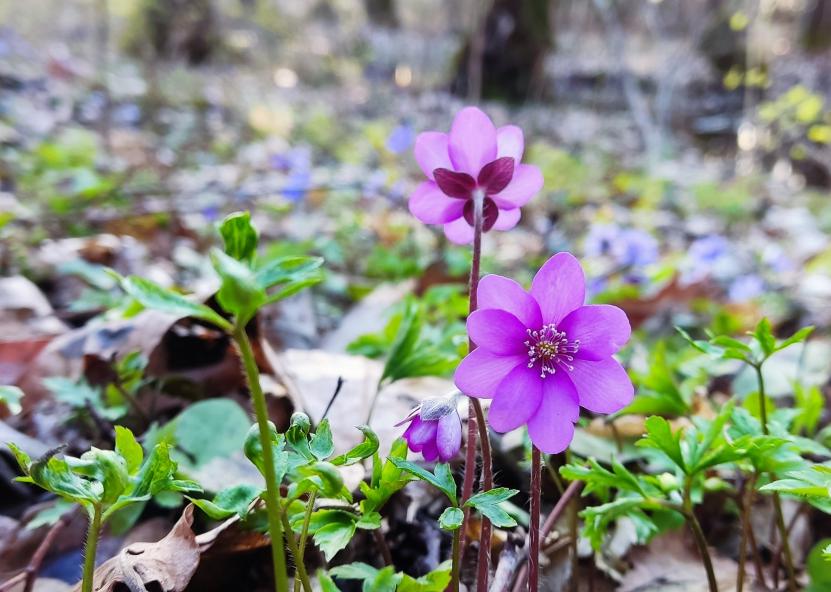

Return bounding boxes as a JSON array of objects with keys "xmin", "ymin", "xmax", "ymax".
[
  {"xmin": 282, "ymin": 170, "xmax": 312, "ymax": 203},
  {"xmin": 728, "ymin": 274, "xmax": 764, "ymax": 302},
  {"xmin": 363, "ymin": 169, "xmax": 388, "ymax": 197},
  {"xmin": 585, "ymin": 224, "xmax": 659, "ymax": 267},
  {"xmin": 386, "ymin": 122, "xmax": 414, "ymax": 154},
  {"xmin": 270, "ymin": 146, "xmax": 312, "ymax": 173},
  {"xmin": 201, "ymin": 205, "xmax": 221, "ymax": 222},
  {"xmin": 688, "ymin": 235, "xmax": 731, "ymax": 265}
]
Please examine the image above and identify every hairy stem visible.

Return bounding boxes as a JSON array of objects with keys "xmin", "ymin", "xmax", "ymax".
[
  {"xmin": 460, "ymin": 188, "xmax": 488, "ymax": 571},
  {"xmin": 450, "ymin": 525, "xmax": 462, "ymax": 592},
  {"xmin": 234, "ymin": 326, "xmax": 289, "ymax": 592},
  {"xmin": 529, "ymin": 446, "xmax": 542, "ymax": 592},
  {"xmin": 754, "ymin": 363, "xmax": 797, "ymax": 592},
  {"xmin": 281, "ymin": 512, "xmax": 312, "ymax": 592},
  {"xmin": 473, "ymin": 398, "xmax": 493, "ymax": 591},
  {"xmin": 683, "ymin": 479, "xmax": 718, "ymax": 592},
  {"xmin": 294, "ymin": 491, "xmax": 317, "ymax": 592},
  {"xmin": 81, "ymin": 505, "xmax": 102, "ymax": 592}
]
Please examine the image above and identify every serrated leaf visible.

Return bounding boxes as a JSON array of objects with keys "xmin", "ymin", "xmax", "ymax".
[
  {"xmin": 244, "ymin": 422, "xmax": 288, "ymax": 485},
  {"xmin": 219, "ymin": 211, "xmax": 258, "ymax": 263},
  {"xmin": 389, "ymin": 458, "xmax": 457, "ymax": 504},
  {"xmin": 438, "ymin": 506, "xmax": 463, "ymax": 530},
  {"xmin": 398, "ymin": 562, "xmax": 452, "ymax": 592},
  {"xmin": 121, "ymin": 275, "xmax": 232, "ymax": 331},
  {"xmin": 637, "ymin": 416, "xmax": 686, "ymax": 472},
  {"xmin": 464, "ymin": 487, "xmax": 518, "ymax": 527},
  {"xmin": 190, "ymin": 484, "xmax": 261, "ymax": 520},
  {"xmin": 309, "ymin": 419, "xmax": 335, "ymax": 460},
  {"xmin": 313, "ymin": 514, "xmax": 357, "ymax": 560}
]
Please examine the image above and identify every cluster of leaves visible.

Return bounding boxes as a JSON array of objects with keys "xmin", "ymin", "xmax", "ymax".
[
  {"xmin": 323, "ymin": 561, "xmax": 451, "ymax": 592},
  {"xmin": 114, "ymin": 211, "xmax": 324, "ymax": 331},
  {"xmin": 8, "ymin": 426, "xmax": 199, "ymax": 524},
  {"xmin": 190, "ymin": 412, "xmax": 383, "ymax": 560}
]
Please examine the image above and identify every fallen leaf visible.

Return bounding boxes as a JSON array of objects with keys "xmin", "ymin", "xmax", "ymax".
[{"xmin": 74, "ymin": 505, "xmax": 199, "ymax": 592}]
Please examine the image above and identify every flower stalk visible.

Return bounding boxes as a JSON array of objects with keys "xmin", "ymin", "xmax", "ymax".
[
  {"xmin": 529, "ymin": 446, "xmax": 542, "ymax": 592},
  {"xmin": 80, "ymin": 504, "xmax": 103, "ymax": 592},
  {"xmin": 683, "ymin": 477, "xmax": 718, "ymax": 592},
  {"xmin": 233, "ymin": 325, "xmax": 289, "ymax": 592}
]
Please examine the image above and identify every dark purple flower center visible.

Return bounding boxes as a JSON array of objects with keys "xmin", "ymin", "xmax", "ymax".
[
  {"xmin": 433, "ymin": 157, "xmax": 515, "ymax": 232},
  {"xmin": 524, "ymin": 324, "xmax": 580, "ymax": 379}
]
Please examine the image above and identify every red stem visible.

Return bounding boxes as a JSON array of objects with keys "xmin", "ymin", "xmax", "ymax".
[{"xmin": 529, "ymin": 446, "xmax": 542, "ymax": 592}]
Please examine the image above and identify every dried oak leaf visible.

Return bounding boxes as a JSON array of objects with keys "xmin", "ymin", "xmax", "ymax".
[{"xmin": 73, "ymin": 506, "xmax": 199, "ymax": 592}]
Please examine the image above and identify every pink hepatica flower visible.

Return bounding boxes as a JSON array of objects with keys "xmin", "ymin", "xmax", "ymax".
[
  {"xmin": 454, "ymin": 252, "xmax": 634, "ymax": 454},
  {"xmin": 409, "ymin": 107, "xmax": 544, "ymax": 244},
  {"xmin": 398, "ymin": 396, "xmax": 462, "ymax": 462}
]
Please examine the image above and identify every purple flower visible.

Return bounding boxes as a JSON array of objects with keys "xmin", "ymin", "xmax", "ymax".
[
  {"xmin": 399, "ymin": 396, "xmax": 462, "ymax": 462},
  {"xmin": 386, "ymin": 122, "xmax": 415, "ymax": 154},
  {"xmin": 585, "ymin": 224, "xmax": 659, "ymax": 268},
  {"xmin": 728, "ymin": 274, "xmax": 764, "ymax": 302},
  {"xmin": 409, "ymin": 107, "xmax": 543, "ymax": 245},
  {"xmin": 454, "ymin": 252, "xmax": 634, "ymax": 454}
]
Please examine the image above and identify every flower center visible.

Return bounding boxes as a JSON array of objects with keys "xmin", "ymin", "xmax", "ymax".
[{"xmin": 524, "ymin": 324, "xmax": 580, "ymax": 379}]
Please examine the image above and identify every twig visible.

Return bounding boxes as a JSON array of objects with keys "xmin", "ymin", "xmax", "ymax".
[
  {"xmin": 321, "ymin": 377, "xmax": 344, "ymax": 422},
  {"xmin": 0, "ymin": 511, "xmax": 73, "ymax": 592},
  {"xmin": 373, "ymin": 529, "xmax": 394, "ymax": 567},
  {"xmin": 529, "ymin": 447, "xmax": 542, "ymax": 592}
]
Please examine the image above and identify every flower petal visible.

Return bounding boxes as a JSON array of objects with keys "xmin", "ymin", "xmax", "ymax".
[
  {"xmin": 492, "ymin": 207, "xmax": 521, "ymax": 231},
  {"xmin": 414, "ymin": 132, "xmax": 452, "ymax": 180},
  {"xmin": 448, "ymin": 107, "xmax": 497, "ymax": 176},
  {"xmin": 477, "ymin": 274, "xmax": 542, "ymax": 328},
  {"xmin": 405, "ymin": 417, "xmax": 437, "ymax": 451},
  {"xmin": 530, "ymin": 252, "xmax": 585, "ymax": 325},
  {"xmin": 567, "ymin": 357, "xmax": 634, "ymax": 414},
  {"xmin": 436, "ymin": 411, "xmax": 462, "ymax": 461},
  {"xmin": 409, "ymin": 181, "xmax": 465, "ymax": 224},
  {"xmin": 478, "ymin": 157, "xmax": 514, "ymax": 194},
  {"xmin": 527, "ymin": 372, "xmax": 579, "ymax": 454},
  {"xmin": 491, "ymin": 164, "xmax": 543, "ymax": 209},
  {"xmin": 421, "ymin": 439, "xmax": 440, "ymax": 462},
  {"xmin": 454, "ymin": 348, "xmax": 525, "ymax": 399},
  {"xmin": 434, "ymin": 168, "xmax": 476, "ymax": 199},
  {"xmin": 467, "ymin": 309, "xmax": 528, "ymax": 355},
  {"xmin": 488, "ymin": 365, "xmax": 543, "ymax": 432},
  {"xmin": 497, "ymin": 125, "xmax": 524, "ymax": 162},
  {"xmin": 443, "ymin": 217, "xmax": 475, "ymax": 244},
  {"xmin": 559, "ymin": 305, "xmax": 631, "ymax": 361}
]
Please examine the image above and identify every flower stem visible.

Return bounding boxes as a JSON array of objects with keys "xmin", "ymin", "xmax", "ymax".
[
  {"xmin": 683, "ymin": 478, "xmax": 718, "ymax": 592},
  {"xmin": 753, "ymin": 364, "xmax": 797, "ymax": 592},
  {"xmin": 281, "ymin": 511, "xmax": 313, "ymax": 592},
  {"xmin": 81, "ymin": 505, "xmax": 102, "ymax": 592},
  {"xmin": 529, "ymin": 446, "xmax": 542, "ymax": 592},
  {"xmin": 473, "ymin": 398, "xmax": 493, "ymax": 592},
  {"xmin": 234, "ymin": 326, "xmax": 289, "ymax": 592},
  {"xmin": 459, "ymin": 187, "xmax": 489, "ymax": 572},
  {"xmin": 450, "ymin": 524, "xmax": 462, "ymax": 592}
]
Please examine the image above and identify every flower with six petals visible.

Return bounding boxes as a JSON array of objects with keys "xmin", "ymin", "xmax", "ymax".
[
  {"xmin": 454, "ymin": 252, "xmax": 634, "ymax": 453},
  {"xmin": 409, "ymin": 107, "xmax": 544, "ymax": 244}
]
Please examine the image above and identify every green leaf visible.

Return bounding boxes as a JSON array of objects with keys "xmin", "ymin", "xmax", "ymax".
[
  {"xmin": 398, "ymin": 562, "xmax": 452, "ymax": 592},
  {"xmin": 807, "ymin": 538, "xmax": 831, "ymax": 589},
  {"xmin": 244, "ymin": 422, "xmax": 288, "ymax": 485},
  {"xmin": 71, "ymin": 449, "xmax": 130, "ymax": 504},
  {"xmin": 438, "ymin": 506, "xmax": 464, "ymax": 530},
  {"xmin": 255, "ymin": 255, "xmax": 324, "ymax": 291},
  {"xmin": 121, "ymin": 275, "xmax": 232, "ymax": 331},
  {"xmin": 793, "ymin": 383, "xmax": 824, "ymax": 436},
  {"xmin": 295, "ymin": 461, "xmax": 345, "ymax": 498},
  {"xmin": 0, "ymin": 385, "xmax": 23, "ymax": 414},
  {"xmin": 389, "ymin": 459, "xmax": 457, "ymax": 504},
  {"xmin": 211, "ymin": 249, "xmax": 267, "ymax": 325},
  {"xmin": 174, "ymin": 399, "xmax": 251, "ymax": 468},
  {"xmin": 464, "ymin": 487, "xmax": 518, "ymax": 527},
  {"xmin": 366, "ymin": 567, "xmax": 403, "ymax": 592},
  {"xmin": 329, "ymin": 562, "xmax": 378, "ymax": 581},
  {"xmin": 312, "ymin": 513, "xmax": 357, "ymax": 560},
  {"xmin": 190, "ymin": 484, "xmax": 262, "ymax": 520},
  {"xmin": 580, "ymin": 496, "xmax": 664, "ymax": 550},
  {"xmin": 7, "ymin": 442, "xmax": 32, "ymax": 474},
  {"xmin": 776, "ymin": 326, "xmax": 814, "ymax": 353},
  {"xmin": 115, "ymin": 426, "xmax": 143, "ymax": 475},
  {"xmin": 637, "ymin": 416, "xmax": 686, "ymax": 473},
  {"xmin": 309, "ymin": 419, "xmax": 335, "ymax": 460},
  {"xmin": 42, "ymin": 377, "xmax": 101, "ymax": 409},
  {"xmin": 753, "ymin": 318, "xmax": 776, "ymax": 357},
  {"xmin": 286, "ymin": 412, "xmax": 314, "ymax": 460},
  {"xmin": 560, "ymin": 458, "xmax": 650, "ymax": 498},
  {"xmin": 219, "ymin": 211, "xmax": 258, "ymax": 263},
  {"xmin": 318, "ymin": 570, "xmax": 342, "ymax": 592},
  {"xmin": 381, "ymin": 298, "xmax": 423, "ymax": 383},
  {"xmin": 331, "ymin": 425, "xmax": 380, "ymax": 466}
]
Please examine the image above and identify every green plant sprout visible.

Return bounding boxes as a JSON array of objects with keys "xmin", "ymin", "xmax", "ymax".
[
  {"xmin": 7, "ymin": 427, "xmax": 200, "ymax": 592},
  {"xmin": 110, "ymin": 210, "xmax": 323, "ymax": 592}
]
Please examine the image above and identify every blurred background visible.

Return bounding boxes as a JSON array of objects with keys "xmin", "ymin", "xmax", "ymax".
[{"xmin": 0, "ymin": 0, "xmax": 830, "ymax": 393}]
